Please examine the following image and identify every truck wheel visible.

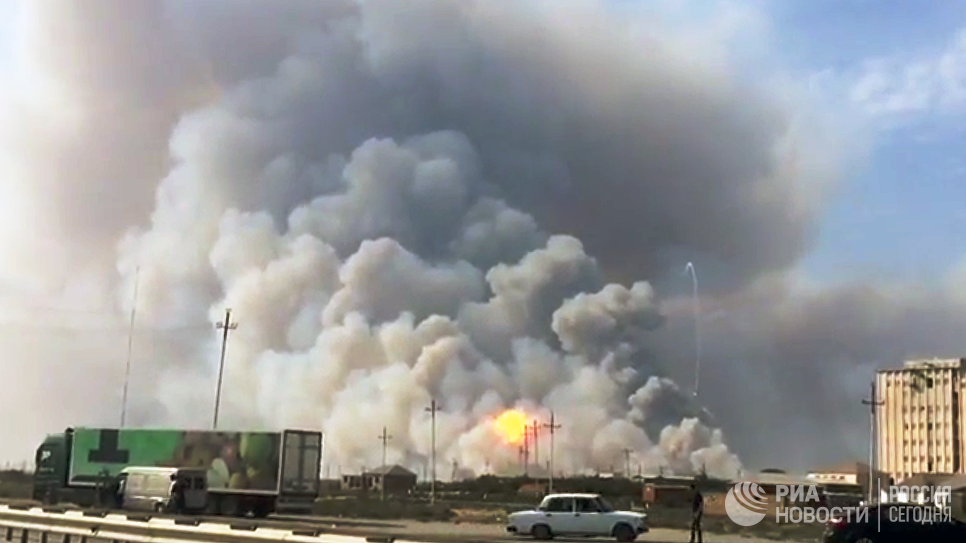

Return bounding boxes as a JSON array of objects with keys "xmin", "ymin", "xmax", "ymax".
[
  {"xmin": 252, "ymin": 502, "xmax": 270, "ymax": 519},
  {"xmin": 205, "ymin": 495, "xmax": 221, "ymax": 515},
  {"xmin": 220, "ymin": 495, "xmax": 241, "ymax": 516},
  {"xmin": 531, "ymin": 524, "xmax": 553, "ymax": 540},
  {"xmin": 613, "ymin": 523, "xmax": 635, "ymax": 543}
]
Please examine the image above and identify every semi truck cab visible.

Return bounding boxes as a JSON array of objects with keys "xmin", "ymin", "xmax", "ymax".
[{"xmin": 33, "ymin": 431, "xmax": 70, "ymax": 503}]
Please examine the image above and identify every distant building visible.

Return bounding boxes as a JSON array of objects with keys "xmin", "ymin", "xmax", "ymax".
[
  {"xmin": 338, "ymin": 465, "xmax": 418, "ymax": 494},
  {"xmin": 806, "ymin": 460, "xmax": 884, "ymax": 505},
  {"xmin": 807, "ymin": 461, "xmax": 863, "ymax": 485},
  {"xmin": 876, "ymin": 358, "xmax": 966, "ymax": 481},
  {"xmin": 806, "ymin": 460, "xmax": 889, "ymax": 491}
]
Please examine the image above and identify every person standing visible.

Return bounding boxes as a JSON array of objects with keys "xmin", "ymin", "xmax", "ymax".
[
  {"xmin": 690, "ymin": 484, "xmax": 703, "ymax": 543},
  {"xmin": 169, "ymin": 477, "xmax": 187, "ymax": 514}
]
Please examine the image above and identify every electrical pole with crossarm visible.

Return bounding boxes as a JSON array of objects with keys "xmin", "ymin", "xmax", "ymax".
[
  {"xmin": 378, "ymin": 427, "xmax": 392, "ymax": 501},
  {"xmin": 213, "ymin": 308, "xmax": 238, "ymax": 430},
  {"xmin": 425, "ymin": 399, "xmax": 441, "ymax": 504},
  {"xmin": 622, "ymin": 448, "xmax": 632, "ymax": 478},
  {"xmin": 531, "ymin": 420, "xmax": 540, "ymax": 469},
  {"xmin": 543, "ymin": 411, "xmax": 561, "ymax": 494},
  {"xmin": 861, "ymin": 380, "xmax": 884, "ymax": 503}
]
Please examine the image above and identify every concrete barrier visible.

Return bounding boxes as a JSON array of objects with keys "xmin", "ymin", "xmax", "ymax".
[{"xmin": 0, "ymin": 505, "xmax": 402, "ymax": 543}]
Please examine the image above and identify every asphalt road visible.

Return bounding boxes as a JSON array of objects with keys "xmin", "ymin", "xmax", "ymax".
[
  {"xmin": 286, "ymin": 516, "xmax": 811, "ymax": 543},
  {"xmin": 1, "ymin": 500, "xmax": 809, "ymax": 542}
]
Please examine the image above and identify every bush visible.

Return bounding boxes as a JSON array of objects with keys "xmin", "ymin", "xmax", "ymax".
[{"xmin": 0, "ymin": 470, "xmax": 32, "ymax": 499}]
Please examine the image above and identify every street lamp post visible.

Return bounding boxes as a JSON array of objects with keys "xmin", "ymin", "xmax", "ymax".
[{"xmin": 684, "ymin": 262, "xmax": 701, "ymax": 397}]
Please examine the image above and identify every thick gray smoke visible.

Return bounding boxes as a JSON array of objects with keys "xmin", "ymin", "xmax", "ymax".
[{"xmin": 1, "ymin": 0, "xmax": 958, "ymax": 477}]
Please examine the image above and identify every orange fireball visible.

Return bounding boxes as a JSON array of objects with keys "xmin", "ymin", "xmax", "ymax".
[{"xmin": 492, "ymin": 409, "xmax": 528, "ymax": 445}]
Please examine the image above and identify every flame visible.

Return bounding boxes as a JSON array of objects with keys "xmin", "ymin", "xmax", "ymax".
[{"xmin": 492, "ymin": 409, "xmax": 528, "ymax": 445}]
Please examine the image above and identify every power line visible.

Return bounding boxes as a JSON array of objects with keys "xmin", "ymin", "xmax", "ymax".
[{"xmin": 0, "ymin": 321, "xmax": 213, "ymax": 333}]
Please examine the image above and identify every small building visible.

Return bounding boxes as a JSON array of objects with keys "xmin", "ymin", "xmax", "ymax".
[
  {"xmin": 364, "ymin": 465, "xmax": 418, "ymax": 494},
  {"xmin": 806, "ymin": 460, "xmax": 880, "ymax": 505},
  {"xmin": 340, "ymin": 465, "xmax": 418, "ymax": 494},
  {"xmin": 641, "ymin": 476, "xmax": 697, "ymax": 508},
  {"xmin": 740, "ymin": 471, "xmax": 822, "ymax": 519},
  {"xmin": 340, "ymin": 474, "xmax": 366, "ymax": 491},
  {"xmin": 517, "ymin": 480, "xmax": 548, "ymax": 496}
]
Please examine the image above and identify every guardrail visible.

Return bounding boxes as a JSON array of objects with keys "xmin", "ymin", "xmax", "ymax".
[{"xmin": 0, "ymin": 504, "xmax": 399, "ymax": 543}]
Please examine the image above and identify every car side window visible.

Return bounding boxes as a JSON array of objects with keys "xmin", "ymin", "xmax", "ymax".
[
  {"xmin": 547, "ymin": 498, "xmax": 573, "ymax": 512},
  {"xmin": 576, "ymin": 498, "xmax": 600, "ymax": 512}
]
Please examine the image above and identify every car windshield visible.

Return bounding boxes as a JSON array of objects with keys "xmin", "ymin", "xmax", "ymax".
[{"xmin": 596, "ymin": 497, "xmax": 615, "ymax": 512}]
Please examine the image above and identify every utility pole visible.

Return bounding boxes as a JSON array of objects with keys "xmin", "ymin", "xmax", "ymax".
[
  {"xmin": 213, "ymin": 308, "xmax": 238, "ymax": 430},
  {"xmin": 120, "ymin": 266, "xmax": 140, "ymax": 427},
  {"xmin": 523, "ymin": 425, "xmax": 530, "ymax": 477},
  {"xmin": 531, "ymin": 420, "xmax": 540, "ymax": 469},
  {"xmin": 622, "ymin": 448, "xmax": 632, "ymax": 478},
  {"xmin": 861, "ymin": 379, "xmax": 884, "ymax": 503},
  {"xmin": 425, "ymin": 399, "xmax": 441, "ymax": 504},
  {"xmin": 321, "ymin": 432, "xmax": 326, "ymax": 480},
  {"xmin": 378, "ymin": 427, "xmax": 392, "ymax": 501},
  {"xmin": 542, "ymin": 411, "xmax": 561, "ymax": 493}
]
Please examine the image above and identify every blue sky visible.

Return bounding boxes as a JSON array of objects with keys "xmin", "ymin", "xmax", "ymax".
[
  {"xmin": 768, "ymin": 0, "xmax": 966, "ymax": 283},
  {"xmin": 1, "ymin": 0, "xmax": 964, "ymax": 286}
]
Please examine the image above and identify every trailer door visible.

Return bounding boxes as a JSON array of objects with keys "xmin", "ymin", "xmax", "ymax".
[{"xmin": 279, "ymin": 430, "xmax": 321, "ymax": 497}]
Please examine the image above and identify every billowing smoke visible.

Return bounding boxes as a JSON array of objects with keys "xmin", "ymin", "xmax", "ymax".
[{"xmin": 2, "ymin": 0, "xmax": 959, "ymax": 478}]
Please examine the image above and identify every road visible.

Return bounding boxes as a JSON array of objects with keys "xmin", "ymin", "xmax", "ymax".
[
  {"xmin": 0, "ymin": 500, "xmax": 810, "ymax": 542},
  {"xmin": 288, "ymin": 516, "xmax": 812, "ymax": 543}
]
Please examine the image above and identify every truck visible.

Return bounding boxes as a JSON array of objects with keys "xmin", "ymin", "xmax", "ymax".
[{"xmin": 32, "ymin": 427, "xmax": 322, "ymax": 517}]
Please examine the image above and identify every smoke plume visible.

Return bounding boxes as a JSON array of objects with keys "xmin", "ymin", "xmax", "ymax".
[{"xmin": 0, "ymin": 0, "xmax": 959, "ymax": 478}]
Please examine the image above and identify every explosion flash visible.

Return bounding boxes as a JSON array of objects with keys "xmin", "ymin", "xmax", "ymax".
[{"xmin": 492, "ymin": 409, "xmax": 528, "ymax": 445}]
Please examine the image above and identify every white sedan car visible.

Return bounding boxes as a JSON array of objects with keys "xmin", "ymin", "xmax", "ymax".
[{"xmin": 506, "ymin": 493, "xmax": 648, "ymax": 541}]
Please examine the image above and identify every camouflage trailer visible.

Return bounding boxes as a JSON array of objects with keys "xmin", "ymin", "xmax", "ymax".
[{"xmin": 33, "ymin": 427, "xmax": 321, "ymax": 517}]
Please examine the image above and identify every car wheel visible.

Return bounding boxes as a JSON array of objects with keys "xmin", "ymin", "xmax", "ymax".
[
  {"xmin": 531, "ymin": 524, "xmax": 553, "ymax": 540},
  {"xmin": 613, "ymin": 523, "xmax": 636, "ymax": 543}
]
